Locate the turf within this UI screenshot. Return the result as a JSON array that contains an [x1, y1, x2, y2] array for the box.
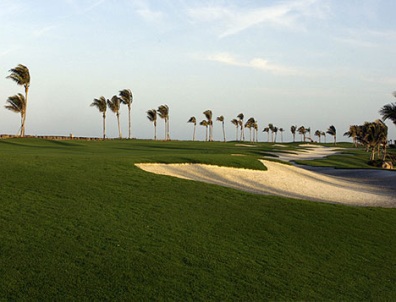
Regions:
[[0, 139, 395, 301]]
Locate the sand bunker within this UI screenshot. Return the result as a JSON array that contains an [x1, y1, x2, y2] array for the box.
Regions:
[[266, 144, 342, 162], [136, 146, 396, 208]]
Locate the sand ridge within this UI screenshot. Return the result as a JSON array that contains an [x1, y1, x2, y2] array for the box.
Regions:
[[135, 145, 396, 208]]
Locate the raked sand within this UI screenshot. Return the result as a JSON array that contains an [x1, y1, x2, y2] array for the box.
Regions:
[[136, 145, 396, 208]]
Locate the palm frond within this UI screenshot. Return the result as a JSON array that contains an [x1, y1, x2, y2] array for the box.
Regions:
[[7, 64, 30, 87], [5, 93, 26, 114], [90, 96, 107, 112], [379, 102, 396, 125], [146, 109, 157, 122], [157, 105, 169, 119], [107, 95, 121, 113], [188, 116, 196, 124], [119, 89, 133, 106]]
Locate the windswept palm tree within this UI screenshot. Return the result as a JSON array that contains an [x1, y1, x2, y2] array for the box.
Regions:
[[245, 117, 255, 142], [200, 120, 209, 141], [187, 116, 197, 141], [231, 119, 239, 141], [379, 93, 396, 126], [273, 126, 278, 143], [5, 93, 26, 136], [279, 128, 284, 143], [326, 125, 337, 145], [290, 125, 297, 142], [268, 123, 275, 142], [321, 131, 326, 143], [306, 127, 311, 141], [314, 130, 321, 143], [107, 95, 122, 138], [237, 113, 245, 141], [158, 105, 170, 140], [146, 109, 157, 140], [6, 64, 30, 137], [90, 96, 107, 139], [203, 110, 213, 141], [297, 126, 306, 142], [216, 115, 226, 142], [263, 127, 270, 142], [344, 125, 359, 147], [119, 89, 133, 139]]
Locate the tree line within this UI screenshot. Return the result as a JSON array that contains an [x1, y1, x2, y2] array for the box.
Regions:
[[3, 64, 396, 145]]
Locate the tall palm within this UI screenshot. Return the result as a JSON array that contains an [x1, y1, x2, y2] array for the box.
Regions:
[[107, 95, 122, 138], [321, 131, 326, 143], [263, 127, 270, 142], [314, 130, 321, 143], [216, 115, 226, 142], [244, 118, 253, 142], [5, 93, 26, 136], [344, 125, 359, 147], [237, 113, 245, 141], [279, 128, 284, 143], [200, 120, 209, 141], [146, 109, 157, 140], [203, 110, 213, 141], [231, 119, 239, 141], [6, 64, 30, 137], [290, 125, 297, 142], [273, 126, 278, 143], [379, 94, 396, 126], [90, 96, 107, 139], [306, 127, 311, 140], [253, 122, 259, 142], [187, 116, 197, 141], [326, 125, 337, 145], [119, 89, 133, 139], [268, 123, 275, 142], [157, 105, 170, 140]]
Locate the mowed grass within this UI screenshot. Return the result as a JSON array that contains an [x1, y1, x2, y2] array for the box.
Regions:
[[0, 139, 395, 301]]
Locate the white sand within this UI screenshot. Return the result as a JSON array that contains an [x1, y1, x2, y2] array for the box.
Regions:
[[136, 146, 396, 208], [266, 144, 342, 162]]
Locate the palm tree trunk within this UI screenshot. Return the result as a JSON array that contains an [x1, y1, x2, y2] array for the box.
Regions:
[[20, 86, 29, 137], [117, 113, 122, 138], [128, 104, 131, 139], [222, 122, 226, 142], [102, 113, 106, 139], [235, 126, 238, 141], [193, 125, 196, 141], [205, 126, 208, 141]]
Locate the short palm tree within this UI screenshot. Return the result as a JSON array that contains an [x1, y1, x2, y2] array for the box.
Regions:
[[314, 130, 321, 143], [90, 96, 107, 139], [158, 105, 170, 140], [231, 119, 239, 141], [237, 113, 245, 141], [344, 125, 359, 147], [326, 125, 337, 145], [216, 115, 226, 142], [279, 128, 284, 143], [297, 126, 306, 142], [146, 109, 157, 140], [107, 95, 122, 138], [290, 125, 297, 142], [187, 116, 197, 141], [203, 110, 213, 141], [200, 120, 209, 141], [119, 89, 133, 139], [6, 64, 30, 137], [5, 93, 26, 136], [263, 127, 270, 142]]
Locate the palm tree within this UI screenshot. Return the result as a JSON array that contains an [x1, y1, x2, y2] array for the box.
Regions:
[[268, 123, 275, 142], [90, 96, 107, 139], [263, 127, 270, 142], [314, 130, 321, 143], [5, 93, 26, 136], [306, 127, 311, 141], [146, 109, 157, 140], [326, 125, 337, 145], [119, 89, 133, 139], [279, 128, 284, 143], [344, 125, 359, 147], [200, 120, 209, 141], [273, 126, 278, 143], [6, 64, 30, 137], [379, 94, 396, 126], [187, 116, 197, 141], [158, 105, 170, 140], [237, 113, 245, 141], [290, 125, 297, 142], [245, 118, 255, 142], [297, 126, 306, 142], [203, 110, 213, 141], [231, 119, 239, 141], [107, 95, 122, 138], [253, 122, 259, 142], [321, 131, 326, 143], [216, 115, 226, 142]]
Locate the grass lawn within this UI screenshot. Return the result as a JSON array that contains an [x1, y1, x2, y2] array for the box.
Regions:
[[0, 139, 395, 300]]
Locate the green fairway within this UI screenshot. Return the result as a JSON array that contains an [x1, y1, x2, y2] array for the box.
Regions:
[[0, 138, 395, 301]]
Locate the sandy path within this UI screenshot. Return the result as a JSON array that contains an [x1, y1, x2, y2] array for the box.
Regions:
[[135, 146, 396, 208]]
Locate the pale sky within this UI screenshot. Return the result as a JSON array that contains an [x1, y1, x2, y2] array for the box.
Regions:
[[1, 0, 395, 141]]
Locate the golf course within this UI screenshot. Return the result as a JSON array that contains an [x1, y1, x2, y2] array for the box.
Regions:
[[0, 138, 395, 300]]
